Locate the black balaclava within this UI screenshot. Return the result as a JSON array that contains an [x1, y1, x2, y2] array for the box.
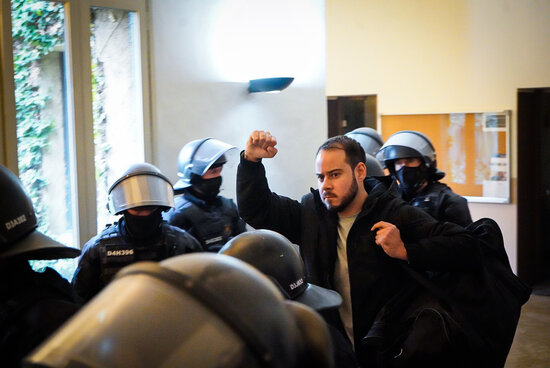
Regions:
[[189, 175, 222, 202], [123, 207, 163, 240], [395, 164, 429, 201]]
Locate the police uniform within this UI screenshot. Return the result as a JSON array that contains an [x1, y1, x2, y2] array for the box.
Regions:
[[377, 130, 473, 227], [169, 137, 248, 252], [71, 162, 202, 303], [0, 164, 82, 367], [408, 181, 472, 227], [165, 191, 247, 252], [0, 262, 80, 367], [72, 219, 201, 302]]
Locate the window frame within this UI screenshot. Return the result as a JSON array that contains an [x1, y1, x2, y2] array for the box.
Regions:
[[0, 0, 152, 247]]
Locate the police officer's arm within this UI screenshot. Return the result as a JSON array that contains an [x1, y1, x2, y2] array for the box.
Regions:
[[237, 130, 304, 244]]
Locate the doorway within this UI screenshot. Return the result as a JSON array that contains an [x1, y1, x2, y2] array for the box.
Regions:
[[517, 87, 550, 290], [327, 95, 377, 137]]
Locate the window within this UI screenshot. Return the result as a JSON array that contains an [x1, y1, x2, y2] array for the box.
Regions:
[[1, 0, 151, 279], [90, 6, 146, 231]]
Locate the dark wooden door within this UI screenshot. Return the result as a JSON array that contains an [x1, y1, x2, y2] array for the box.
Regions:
[[327, 95, 377, 138], [517, 87, 550, 285]]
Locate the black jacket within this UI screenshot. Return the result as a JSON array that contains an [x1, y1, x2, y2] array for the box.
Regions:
[[164, 191, 247, 252], [407, 181, 473, 227], [236, 156, 480, 364], [72, 220, 201, 302], [0, 261, 81, 367]]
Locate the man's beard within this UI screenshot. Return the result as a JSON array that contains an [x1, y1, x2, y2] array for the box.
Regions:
[[324, 174, 359, 213]]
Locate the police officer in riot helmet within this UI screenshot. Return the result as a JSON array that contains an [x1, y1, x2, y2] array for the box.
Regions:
[[377, 130, 473, 227], [71, 162, 201, 303], [164, 137, 247, 252], [220, 229, 359, 368], [220, 229, 343, 311], [345, 128, 385, 177], [26, 253, 335, 368], [0, 164, 81, 367]]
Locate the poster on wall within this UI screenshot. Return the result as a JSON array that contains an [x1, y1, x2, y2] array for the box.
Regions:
[[380, 111, 511, 203]]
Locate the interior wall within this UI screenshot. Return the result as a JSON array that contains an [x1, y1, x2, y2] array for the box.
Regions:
[[326, 0, 550, 272], [150, 0, 326, 202]]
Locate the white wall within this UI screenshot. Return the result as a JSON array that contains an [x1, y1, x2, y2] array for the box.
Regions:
[[326, 0, 550, 271], [150, 0, 326, 201]]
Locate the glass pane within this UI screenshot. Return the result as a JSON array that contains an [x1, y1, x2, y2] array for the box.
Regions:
[[11, 0, 77, 279], [91, 7, 144, 231]]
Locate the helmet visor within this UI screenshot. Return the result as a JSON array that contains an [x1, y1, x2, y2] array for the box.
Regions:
[[108, 174, 174, 215], [188, 140, 237, 177], [175, 140, 237, 190], [24, 273, 261, 368], [376, 131, 435, 164]]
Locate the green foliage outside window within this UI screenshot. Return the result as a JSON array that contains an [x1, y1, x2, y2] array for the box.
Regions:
[[11, 1, 112, 281], [11, 0, 76, 279], [11, 0, 63, 232]]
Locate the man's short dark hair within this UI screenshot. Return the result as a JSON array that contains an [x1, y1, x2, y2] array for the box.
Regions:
[[317, 135, 366, 170]]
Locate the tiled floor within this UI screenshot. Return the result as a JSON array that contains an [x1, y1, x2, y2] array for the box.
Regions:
[[505, 293, 550, 367]]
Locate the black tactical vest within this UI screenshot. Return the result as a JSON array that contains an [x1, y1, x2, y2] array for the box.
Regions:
[[96, 223, 178, 285], [169, 195, 242, 252]]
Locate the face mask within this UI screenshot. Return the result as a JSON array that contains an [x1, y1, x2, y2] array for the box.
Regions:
[[395, 166, 427, 200], [190, 175, 222, 201], [124, 208, 162, 240]]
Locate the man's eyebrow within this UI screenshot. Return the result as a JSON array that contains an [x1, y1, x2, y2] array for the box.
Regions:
[[316, 168, 343, 176]]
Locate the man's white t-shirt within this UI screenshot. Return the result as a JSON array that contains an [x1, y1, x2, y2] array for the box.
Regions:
[[334, 213, 358, 347]]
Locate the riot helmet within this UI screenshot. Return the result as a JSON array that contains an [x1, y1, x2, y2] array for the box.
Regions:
[[0, 165, 80, 260], [108, 162, 174, 215], [345, 127, 384, 157], [219, 229, 342, 311], [174, 137, 237, 191], [365, 153, 385, 177], [24, 253, 334, 368], [376, 130, 444, 179]]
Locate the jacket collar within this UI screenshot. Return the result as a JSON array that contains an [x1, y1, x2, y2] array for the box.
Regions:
[[182, 189, 220, 208]]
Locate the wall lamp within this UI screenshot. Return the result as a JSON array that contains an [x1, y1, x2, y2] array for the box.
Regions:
[[248, 77, 294, 93]]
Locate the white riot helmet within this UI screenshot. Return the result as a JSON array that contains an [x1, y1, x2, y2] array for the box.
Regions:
[[345, 127, 384, 157], [174, 138, 237, 191], [108, 163, 174, 215]]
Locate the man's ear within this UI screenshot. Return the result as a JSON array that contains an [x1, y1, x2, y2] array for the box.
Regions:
[[355, 162, 367, 181]]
